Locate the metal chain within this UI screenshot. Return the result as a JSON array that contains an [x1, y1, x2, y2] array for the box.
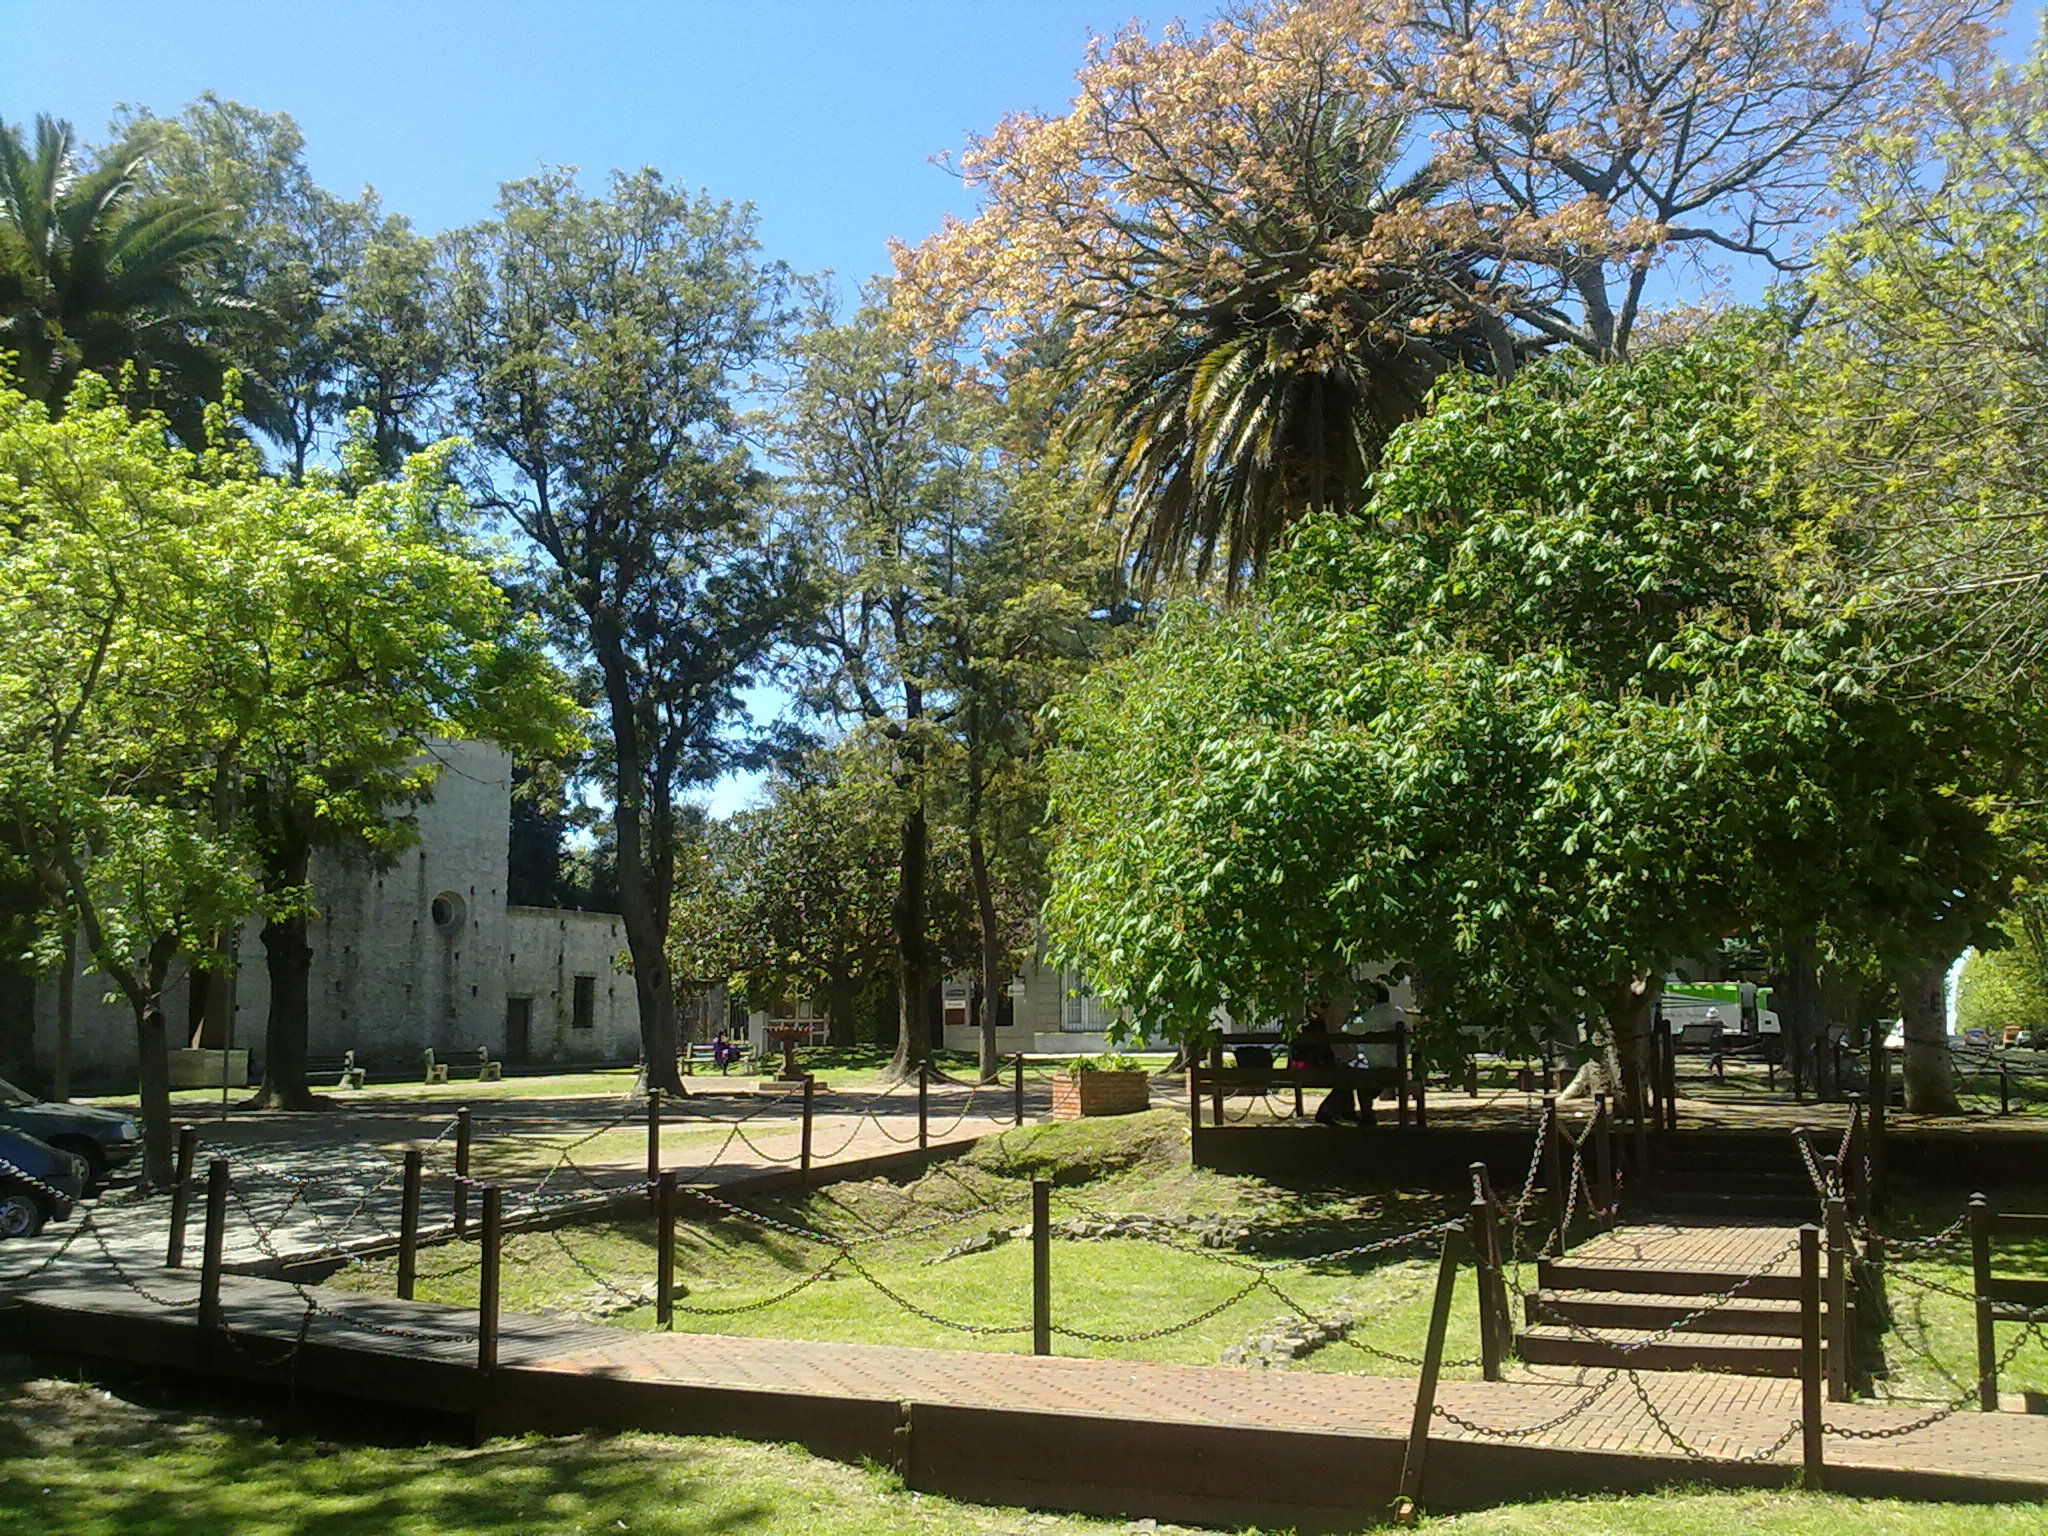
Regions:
[[1434, 1372, 1621, 1439]]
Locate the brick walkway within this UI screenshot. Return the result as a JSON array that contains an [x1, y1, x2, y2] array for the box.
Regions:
[[0, 1080, 1035, 1284], [15, 1269, 2048, 1512]]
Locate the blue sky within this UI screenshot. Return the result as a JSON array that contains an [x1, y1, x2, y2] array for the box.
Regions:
[[4, 1, 1203, 289], [7, 0, 2043, 817]]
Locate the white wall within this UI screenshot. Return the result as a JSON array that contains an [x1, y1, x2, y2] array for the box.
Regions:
[[505, 906, 637, 1062], [31, 738, 636, 1084]]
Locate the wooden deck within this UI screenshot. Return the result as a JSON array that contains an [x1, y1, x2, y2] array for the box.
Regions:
[[9, 1266, 2048, 1531]]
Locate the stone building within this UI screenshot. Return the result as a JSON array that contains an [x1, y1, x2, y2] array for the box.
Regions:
[[33, 739, 638, 1087]]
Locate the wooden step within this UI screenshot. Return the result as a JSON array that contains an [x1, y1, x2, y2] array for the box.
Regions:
[[1538, 1257, 1802, 1301], [1628, 1191, 1818, 1220], [1514, 1324, 1801, 1376], [1523, 1289, 1806, 1337]]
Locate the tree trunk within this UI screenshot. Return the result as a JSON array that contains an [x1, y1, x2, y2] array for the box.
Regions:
[[888, 796, 931, 1080], [133, 934, 179, 1189], [825, 964, 857, 1048], [1897, 960, 1958, 1115], [599, 636, 686, 1099], [1775, 938, 1829, 1099], [251, 831, 320, 1111], [1600, 978, 1656, 1119], [968, 824, 1003, 1083], [52, 921, 74, 1103]]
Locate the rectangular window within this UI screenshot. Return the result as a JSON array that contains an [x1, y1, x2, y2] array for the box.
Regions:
[[572, 975, 596, 1030]]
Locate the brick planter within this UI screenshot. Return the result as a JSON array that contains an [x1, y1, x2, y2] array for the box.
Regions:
[[1051, 1069, 1151, 1120]]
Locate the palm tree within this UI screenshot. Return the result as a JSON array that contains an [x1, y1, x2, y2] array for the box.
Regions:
[[1063, 111, 1516, 590], [0, 114, 258, 442]]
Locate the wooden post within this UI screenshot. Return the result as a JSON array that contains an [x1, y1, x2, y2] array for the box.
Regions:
[[1031, 1177, 1052, 1357], [1825, 1190, 1850, 1402], [1541, 1043, 1556, 1095], [1465, 1057, 1480, 1098], [453, 1106, 473, 1238], [1592, 1093, 1615, 1228], [197, 1159, 230, 1338], [397, 1147, 424, 1301], [165, 1124, 198, 1269], [646, 1088, 662, 1190], [800, 1076, 815, 1185], [1013, 1054, 1025, 1126], [1845, 1099, 1867, 1225], [1208, 1035, 1224, 1127], [1631, 1039, 1651, 1175], [2000, 1059, 2011, 1117], [1470, 1162, 1506, 1381], [1469, 1191, 1502, 1382], [1395, 1222, 1466, 1518], [1972, 1193, 1996, 1410], [917, 1061, 930, 1150], [1661, 1025, 1679, 1133], [1867, 1043, 1888, 1214], [656, 1170, 677, 1331], [1542, 1097, 1567, 1257], [1396, 1020, 1411, 1128], [478, 1185, 502, 1373], [1800, 1224, 1825, 1490], [1186, 1066, 1203, 1139], [1414, 1055, 1428, 1131]]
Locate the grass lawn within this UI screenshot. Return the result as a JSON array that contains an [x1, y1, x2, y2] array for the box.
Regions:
[[329, 1110, 1486, 1372], [0, 1358, 2040, 1535], [1869, 1179, 2048, 1401]]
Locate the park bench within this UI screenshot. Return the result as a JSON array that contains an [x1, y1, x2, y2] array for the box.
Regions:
[[1969, 1194, 2048, 1408], [1192, 1025, 1416, 1129], [303, 1052, 367, 1089], [680, 1040, 752, 1076]]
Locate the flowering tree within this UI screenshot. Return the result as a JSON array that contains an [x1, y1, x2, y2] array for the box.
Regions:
[[900, 0, 1996, 578]]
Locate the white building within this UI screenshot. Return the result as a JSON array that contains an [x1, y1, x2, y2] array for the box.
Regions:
[[34, 739, 638, 1086]]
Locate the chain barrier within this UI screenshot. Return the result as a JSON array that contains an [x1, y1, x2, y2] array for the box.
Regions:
[[1433, 1372, 1620, 1440]]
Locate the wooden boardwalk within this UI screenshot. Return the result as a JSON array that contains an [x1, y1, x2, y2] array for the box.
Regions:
[[9, 1265, 2048, 1532]]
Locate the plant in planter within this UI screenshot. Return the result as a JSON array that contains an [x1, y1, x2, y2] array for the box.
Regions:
[[1051, 1053, 1151, 1119]]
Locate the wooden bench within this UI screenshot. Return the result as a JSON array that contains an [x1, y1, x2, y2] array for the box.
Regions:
[[1192, 1025, 1417, 1129], [1970, 1196, 2048, 1408]]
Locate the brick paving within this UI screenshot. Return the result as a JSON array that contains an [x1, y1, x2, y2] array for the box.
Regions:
[[16, 1270, 2048, 1499], [0, 1079, 1037, 1284]]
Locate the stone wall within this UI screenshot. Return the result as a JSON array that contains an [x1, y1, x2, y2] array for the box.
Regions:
[[29, 738, 634, 1085], [505, 906, 637, 1063]]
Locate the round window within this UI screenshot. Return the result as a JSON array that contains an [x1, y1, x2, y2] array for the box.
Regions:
[[430, 892, 467, 933]]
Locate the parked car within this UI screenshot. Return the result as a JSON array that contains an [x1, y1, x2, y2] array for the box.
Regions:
[[0, 1127, 87, 1238], [0, 1077, 140, 1184]]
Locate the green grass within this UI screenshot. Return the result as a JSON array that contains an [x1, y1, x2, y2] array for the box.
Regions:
[[1870, 1180, 2048, 1401], [0, 1361, 2041, 1534], [330, 1110, 1486, 1374]]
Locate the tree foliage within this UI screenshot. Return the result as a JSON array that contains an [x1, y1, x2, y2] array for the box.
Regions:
[[1045, 332, 2032, 1105], [1792, 34, 2048, 691], [0, 114, 249, 445], [440, 166, 802, 1094], [901, 0, 1994, 581]]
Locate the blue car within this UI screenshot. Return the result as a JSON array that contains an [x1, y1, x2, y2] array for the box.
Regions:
[[0, 1127, 87, 1238], [0, 1077, 141, 1185]]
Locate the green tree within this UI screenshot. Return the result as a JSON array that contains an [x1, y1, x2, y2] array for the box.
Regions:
[[672, 768, 899, 1045], [0, 114, 249, 445], [0, 380, 261, 1181], [440, 166, 801, 1096], [1046, 334, 2033, 1114], [208, 427, 579, 1111], [117, 96, 445, 478], [1795, 35, 2048, 686]]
